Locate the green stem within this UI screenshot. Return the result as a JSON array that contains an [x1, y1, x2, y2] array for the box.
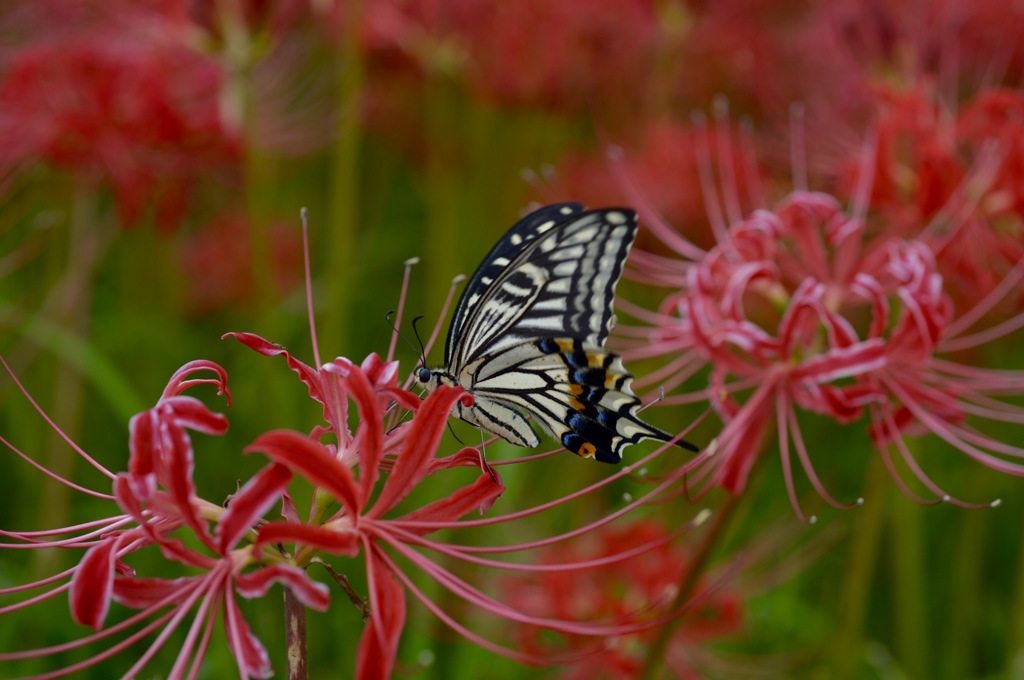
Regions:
[[323, 0, 364, 355], [888, 457, 928, 680], [33, 181, 102, 577], [831, 451, 887, 678], [1010, 515, 1024, 675], [945, 470, 989, 678], [638, 491, 742, 680]]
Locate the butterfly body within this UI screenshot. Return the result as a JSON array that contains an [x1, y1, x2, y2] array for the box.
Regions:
[[418, 203, 696, 463]]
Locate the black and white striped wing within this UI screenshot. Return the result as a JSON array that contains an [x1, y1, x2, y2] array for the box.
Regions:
[[461, 337, 697, 463], [444, 204, 638, 372]]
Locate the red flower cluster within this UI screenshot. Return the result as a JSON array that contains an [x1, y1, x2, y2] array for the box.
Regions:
[[0, 2, 239, 230], [0, 308, 715, 678]]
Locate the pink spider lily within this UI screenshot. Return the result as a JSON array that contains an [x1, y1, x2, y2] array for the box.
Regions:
[[613, 108, 1024, 520]]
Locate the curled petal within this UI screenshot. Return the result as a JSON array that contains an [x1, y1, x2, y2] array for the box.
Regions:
[[225, 588, 273, 680], [256, 521, 360, 557], [127, 410, 158, 501], [369, 385, 465, 518], [342, 366, 385, 500], [236, 564, 330, 611], [246, 431, 361, 516], [357, 548, 406, 680], [70, 533, 124, 629], [360, 353, 400, 389], [158, 396, 230, 436], [398, 473, 506, 533], [160, 360, 230, 403], [217, 463, 293, 553], [224, 331, 325, 405], [429, 446, 490, 472], [790, 340, 887, 383], [113, 575, 196, 608]]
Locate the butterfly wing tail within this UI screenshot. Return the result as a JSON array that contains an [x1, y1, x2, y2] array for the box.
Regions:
[[530, 338, 698, 462]]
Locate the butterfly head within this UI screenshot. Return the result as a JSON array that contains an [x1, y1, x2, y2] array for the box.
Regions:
[[416, 366, 456, 394], [416, 366, 435, 389]]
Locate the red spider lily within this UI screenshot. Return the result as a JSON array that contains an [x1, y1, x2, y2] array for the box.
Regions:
[[614, 112, 1024, 520], [0, 276, 713, 679], [771, 2, 1024, 313], [501, 519, 743, 680], [0, 358, 328, 679], [226, 327, 713, 679], [0, 1, 239, 230], [1, 214, 713, 678], [821, 84, 1024, 313]]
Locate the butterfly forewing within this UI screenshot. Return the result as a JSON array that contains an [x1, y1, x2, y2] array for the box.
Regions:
[[445, 205, 638, 368]]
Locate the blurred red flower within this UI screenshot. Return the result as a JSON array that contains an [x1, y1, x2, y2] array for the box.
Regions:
[[615, 114, 1024, 519], [501, 519, 743, 680], [0, 2, 240, 230], [178, 213, 303, 315]]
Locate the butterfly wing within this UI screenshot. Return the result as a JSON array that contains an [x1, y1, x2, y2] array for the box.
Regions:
[[445, 204, 638, 371], [426, 202, 696, 461], [463, 337, 696, 463]]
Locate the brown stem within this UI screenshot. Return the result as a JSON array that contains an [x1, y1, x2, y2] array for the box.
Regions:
[[314, 557, 371, 621], [638, 491, 742, 680], [284, 586, 309, 680]]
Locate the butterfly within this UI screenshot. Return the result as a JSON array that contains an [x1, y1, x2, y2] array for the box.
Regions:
[[416, 203, 697, 463]]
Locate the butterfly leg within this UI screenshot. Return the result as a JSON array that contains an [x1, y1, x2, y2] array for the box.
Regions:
[[477, 426, 500, 484]]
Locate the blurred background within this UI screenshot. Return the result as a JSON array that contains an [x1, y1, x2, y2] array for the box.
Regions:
[[2, 1, 1024, 678]]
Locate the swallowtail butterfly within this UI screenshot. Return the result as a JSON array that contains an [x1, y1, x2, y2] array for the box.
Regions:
[[417, 203, 696, 463]]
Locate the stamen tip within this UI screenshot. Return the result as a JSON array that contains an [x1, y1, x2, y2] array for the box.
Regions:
[[808, 515, 818, 525], [520, 167, 539, 183], [694, 508, 712, 526], [452, 274, 467, 284], [855, 497, 865, 506], [941, 495, 952, 503], [690, 109, 707, 126], [404, 257, 420, 267], [607, 145, 624, 161], [990, 498, 1002, 508], [712, 93, 729, 115], [621, 492, 633, 504]]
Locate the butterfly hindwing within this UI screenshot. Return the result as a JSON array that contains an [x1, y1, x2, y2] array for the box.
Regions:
[[462, 337, 694, 463]]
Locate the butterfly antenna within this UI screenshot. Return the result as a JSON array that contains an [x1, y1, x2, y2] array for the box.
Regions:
[[384, 311, 424, 364], [447, 421, 465, 445], [410, 315, 430, 370]]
